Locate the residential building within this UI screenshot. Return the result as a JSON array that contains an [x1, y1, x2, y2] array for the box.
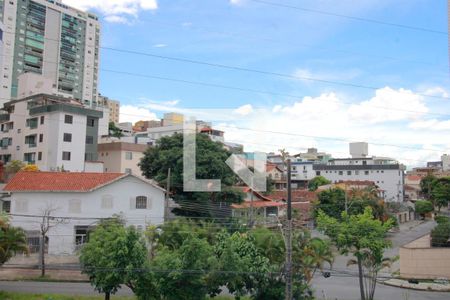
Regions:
[[133, 120, 162, 132], [293, 147, 332, 163], [290, 161, 316, 189], [116, 122, 133, 136], [313, 156, 405, 202], [99, 95, 120, 124], [266, 163, 287, 190], [0, 0, 100, 107], [0, 93, 102, 171], [5, 171, 165, 255], [161, 112, 183, 126], [98, 142, 149, 177], [426, 154, 450, 171], [199, 127, 224, 143]]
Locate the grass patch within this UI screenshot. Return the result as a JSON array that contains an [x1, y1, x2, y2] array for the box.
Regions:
[[0, 291, 135, 300]]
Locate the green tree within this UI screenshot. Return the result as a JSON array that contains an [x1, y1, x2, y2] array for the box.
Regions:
[[0, 214, 28, 265], [139, 133, 243, 219], [79, 218, 147, 300], [420, 174, 437, 199], [431, 222, 450, 247], [152, 235, 218, 300], [314, 188, 346, 219], [317, 207, 393, 300], [415, 200, 434, 218], [5, 160, 25, 175], [108, 121, 123, 138], [431, 177, 450, 212], [308, 176, 331, 191]]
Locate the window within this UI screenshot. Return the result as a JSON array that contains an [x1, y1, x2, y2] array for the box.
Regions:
[[74, 226, 89, 250], [87, 117, 95, 127], [347, 171, 351, 175], [15, 199, 28, 213], [2, 201, 11, 213], [85, 135, 93, 144], [101, 195, 113, 209], [40, 116, 44, 124], [62, 151, 71, 161], [38, 152, 42, 161], [362, 161, 367, 165], [125, 152, 132, 160], [125, 168, 132, 174], [39, 134, 43, 143], [63, 133, 72, 142], [355, 170, 359, 175], [316, 171, 321, 176], [69, 199, 81, 213], [26, 117, 38, 129], [365, 171, 369, 175], [135, 196, 147, 209], [23, 152, 35, 163], [64, 115, 73, 124], [338, 171, 343, 175]]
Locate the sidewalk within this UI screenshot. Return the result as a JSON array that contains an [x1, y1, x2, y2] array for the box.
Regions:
[[0, 267, 88, 281], [382, 278, 450, 292]]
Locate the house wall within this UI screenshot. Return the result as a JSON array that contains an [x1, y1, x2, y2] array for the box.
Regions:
[[400, 234, 450, 279], [10, 176, 165, 255]]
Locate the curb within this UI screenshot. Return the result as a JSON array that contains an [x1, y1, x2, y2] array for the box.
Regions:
[[381, 280, 450, 292]]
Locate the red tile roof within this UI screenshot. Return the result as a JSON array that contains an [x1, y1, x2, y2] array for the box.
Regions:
[[231, 200, 285, 209], [4, 172, 127, 192], [406, 175, 422, 181], [269, 190, 317, 202]]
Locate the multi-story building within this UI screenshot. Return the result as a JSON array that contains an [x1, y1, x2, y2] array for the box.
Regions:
[[99, 94, 120, 124], [98, 142, 149, 177], [161, 112, 183, 126], [0, 0, 100, 107], [313, 156, 405, 202], [133, 120, 162, 132], [0, 93, 102, 171]]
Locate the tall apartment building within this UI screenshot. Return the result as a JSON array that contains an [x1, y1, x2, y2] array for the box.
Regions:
[[0, 0, 100, 107], [0, 93, 102, 171], [99, 94, 120, 124]]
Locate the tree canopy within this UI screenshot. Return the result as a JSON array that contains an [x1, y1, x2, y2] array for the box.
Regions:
[[308, 176, 331, 191], [317, 207, 393, 300], [415, 200, 433, 216], [0, 214, 28, 266], [139, 133, 244, 218]]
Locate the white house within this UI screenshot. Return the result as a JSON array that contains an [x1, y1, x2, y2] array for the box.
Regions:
[[4, 171, 165, 255]]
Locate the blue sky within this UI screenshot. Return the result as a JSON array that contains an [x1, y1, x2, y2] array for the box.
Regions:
[[62, 0, 450, 166]]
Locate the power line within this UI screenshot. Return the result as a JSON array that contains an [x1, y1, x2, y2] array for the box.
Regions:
[[249, 0, 448, 35]]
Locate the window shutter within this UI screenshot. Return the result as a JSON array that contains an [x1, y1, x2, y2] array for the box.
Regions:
[[130, 197, 136, 210], [146, 197, 152, 210]]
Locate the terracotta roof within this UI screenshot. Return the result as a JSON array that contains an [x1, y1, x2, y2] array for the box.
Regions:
[[266, 163, 282, 172], [4, 172, 127, 192], [269, 190, 316, 202], [235, 186, 274, 202], [406, 175, 422, 181], [231, 200, 285, 209]]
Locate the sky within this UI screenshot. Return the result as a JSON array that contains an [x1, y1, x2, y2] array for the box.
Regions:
[[61, 0, 450, 167]]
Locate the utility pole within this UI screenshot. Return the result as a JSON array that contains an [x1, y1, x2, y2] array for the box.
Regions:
[[285, 158, 293, 300], [164, 168, 171, 222], [250, 177, 254, 227]]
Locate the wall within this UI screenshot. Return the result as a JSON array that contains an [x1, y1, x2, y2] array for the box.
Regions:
[[400, 234, 450, 279], [10, 176, 165, 255]]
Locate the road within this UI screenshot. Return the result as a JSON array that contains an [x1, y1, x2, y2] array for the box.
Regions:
[[312, 220, 450, 300]]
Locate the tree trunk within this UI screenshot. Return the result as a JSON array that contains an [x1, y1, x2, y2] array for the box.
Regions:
[[40, 234, 45, 277], [357, 256, 365, 300], [105, 292, 110, 300]]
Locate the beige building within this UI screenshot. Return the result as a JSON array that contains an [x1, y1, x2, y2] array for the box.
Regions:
[[162, 112, 183, 126], [400, 234, 450, 279], [99, 95, 120, 124], [98, 142, 149, 177]]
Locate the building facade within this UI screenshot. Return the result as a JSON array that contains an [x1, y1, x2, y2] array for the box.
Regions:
[[99, 94, 119, 124], [0, 93, 102, 171], [313, 157, 405, 202], [5, 172, 165, 255], [0, 0, 100, 107], [98, 142, 149, 177]]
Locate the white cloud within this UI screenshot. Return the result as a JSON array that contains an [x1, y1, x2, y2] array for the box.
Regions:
[[409, 119, 450, 131], [348, 87, 428, 124], [423, 86, 449, 98], [230, 0, 245, 6], [120, 105, 158, 124], [62, 0, 157, 23], [153, 44, 168, 48], [234, 104, 253, 116]]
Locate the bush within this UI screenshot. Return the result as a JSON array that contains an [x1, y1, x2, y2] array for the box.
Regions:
[[431, 222, 450, 247], [434, 215, 450, 225], [415, 200, 433, 215]]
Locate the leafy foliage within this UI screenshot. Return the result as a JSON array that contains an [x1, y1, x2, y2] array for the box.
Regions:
[[21, 164, 39, 172], [317, 207, 393, 300], [5, 160, 25, 174], [431, 177, 450, 212], [431, 222, 450, 247], [79, 218, 147, 300], [0, 214, 28, 265], [108, 122, 123, 138], [308, 176, 331, 191], [139, 133, 243, 218], [414, 200, 433, 216]]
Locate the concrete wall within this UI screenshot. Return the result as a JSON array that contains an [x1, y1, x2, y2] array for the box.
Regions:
[[10, 176, 165, 255], [400, 234, 450, 279]]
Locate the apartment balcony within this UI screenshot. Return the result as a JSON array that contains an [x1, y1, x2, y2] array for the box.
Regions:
[[27, 143, 37, 148], [0, 114, 10, 122]]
